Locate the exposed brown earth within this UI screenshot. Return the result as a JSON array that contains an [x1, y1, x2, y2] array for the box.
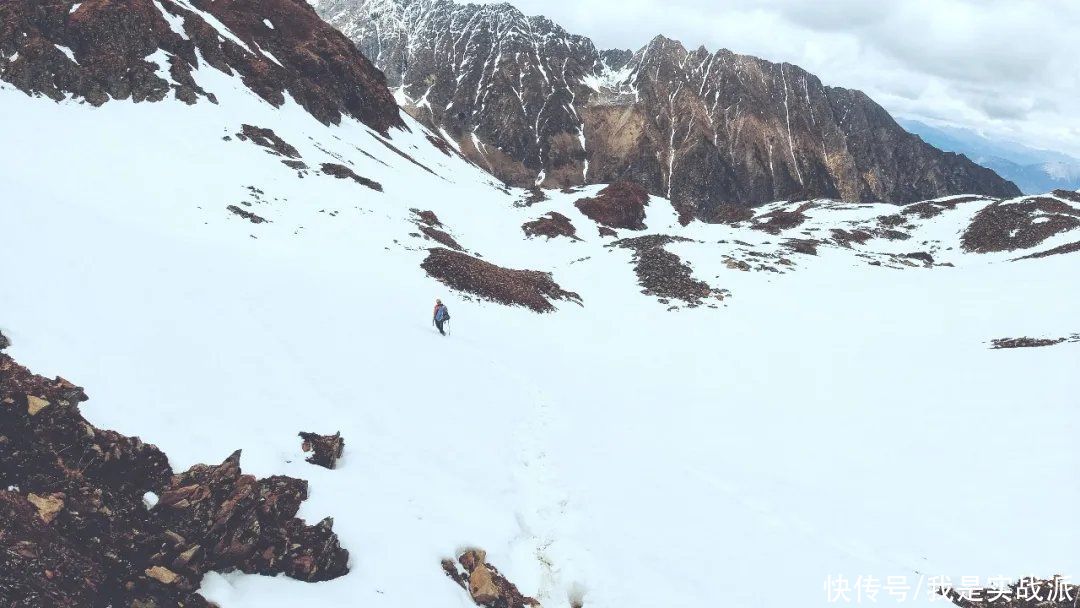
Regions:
[[411, 209, 463, 250], [238, 125, 301, 158], [613, 235, 728, 306], [902, 196, 985, 219], [411, 209, 443, 227], [0, 336, 348, 606], [441, 549, 540, 608], [299, 432, 344, 469], [962, 196, 1080, 253], [1051, 189, 1080, 204], [574, 182, 649, 230], [421, 248, 581, 312], [0, 0, 402, 132], [751, 203, 813, 234], [320, 162, 383, 191], [420, 226, 464, 251], [522, 212, 579, 240], [831, 228, 873, 247]]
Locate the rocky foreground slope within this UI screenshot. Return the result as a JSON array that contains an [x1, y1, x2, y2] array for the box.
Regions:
[[315, 0, 1019, 219], [0, 334, 347, 607]]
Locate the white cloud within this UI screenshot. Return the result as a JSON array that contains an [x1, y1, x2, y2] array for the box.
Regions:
[[469, 0, 1080, 158]]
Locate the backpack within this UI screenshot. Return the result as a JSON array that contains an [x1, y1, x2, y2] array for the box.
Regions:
[[441, 306, 450, 321]]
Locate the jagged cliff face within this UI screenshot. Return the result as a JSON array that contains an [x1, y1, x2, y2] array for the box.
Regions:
[[315, 0, 1020, 218]]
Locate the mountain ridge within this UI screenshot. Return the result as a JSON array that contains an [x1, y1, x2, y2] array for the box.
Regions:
[[315, 0, 1020, 219]]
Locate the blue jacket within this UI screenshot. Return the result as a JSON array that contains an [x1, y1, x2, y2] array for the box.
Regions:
[[434, 304, 448, 322]]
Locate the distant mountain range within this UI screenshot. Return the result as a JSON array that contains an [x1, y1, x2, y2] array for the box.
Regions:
[[900, 119, 1080, 195], [314, 0, 1019, 219]]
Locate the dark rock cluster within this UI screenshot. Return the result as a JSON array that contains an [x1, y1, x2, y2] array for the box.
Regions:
[[421, 247, 582, 313], [441, 549, 540, 608], [613, 235, 727, 307], [962, 196, 1080, 253], [320, 163, 384, 192], [411, 209, 464, 250], [226, 204, 268, 224], [751, 203, 813, 234], [299, 432, 344, 469], [0, 0, 402, 132], [522, 212, 579, 240], [0, 340, 348, 606], [990, 335, 1079, 349], [574, 182, 649, 230]]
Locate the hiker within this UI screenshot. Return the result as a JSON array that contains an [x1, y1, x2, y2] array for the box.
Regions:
[[432, 299, 450, 336]]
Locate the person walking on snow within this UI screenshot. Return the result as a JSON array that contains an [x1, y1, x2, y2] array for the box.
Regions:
[[433, 299, 450, 336]]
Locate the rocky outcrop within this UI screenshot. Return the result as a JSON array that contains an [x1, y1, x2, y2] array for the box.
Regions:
[[441, 549, 540, 608], [321, 162, 384, 191], [990, 335, 1079, 349], [411, 209, 464, 250], [0, 0, 402, 132], [421, 247, 581, 312], [522, 212, 579, 240], [299, 431, 344, 469], [574, 182, 649, 230], [318, 0, 1020, 217], [613, 235, 728, 307], [0, 337, 349, 606], [227, 204, 268, 223]]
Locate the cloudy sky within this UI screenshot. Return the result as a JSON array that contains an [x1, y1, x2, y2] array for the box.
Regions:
[[473, 0, 1080, 158]]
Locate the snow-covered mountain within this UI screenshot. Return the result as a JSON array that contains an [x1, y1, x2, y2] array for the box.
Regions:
[[901, 119, 1080, 195], [313, 0, 1020, 220], [2, 1, 1079, 607]]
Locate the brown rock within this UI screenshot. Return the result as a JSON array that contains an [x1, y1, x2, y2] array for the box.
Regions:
[[299, 432, 345, 469], [469, 564, 501, 605], [575, 182, 649, 230], [27, 492, 64, 523], [145, 566, 180, 585], [523, 212, 579, 240], [443, 549, 541, 608], [26, 394, 49, 415]]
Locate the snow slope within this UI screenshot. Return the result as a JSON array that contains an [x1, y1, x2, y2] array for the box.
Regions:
[[1, 61, 1078, 608]]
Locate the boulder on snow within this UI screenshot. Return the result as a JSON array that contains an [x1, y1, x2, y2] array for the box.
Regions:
[[442, 549, 541, 608], [0, 330, 9, 350], [299, 431, 345, 469]]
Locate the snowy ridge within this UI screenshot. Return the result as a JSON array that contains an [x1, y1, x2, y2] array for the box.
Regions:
[[2, 19, 1080, 608]]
